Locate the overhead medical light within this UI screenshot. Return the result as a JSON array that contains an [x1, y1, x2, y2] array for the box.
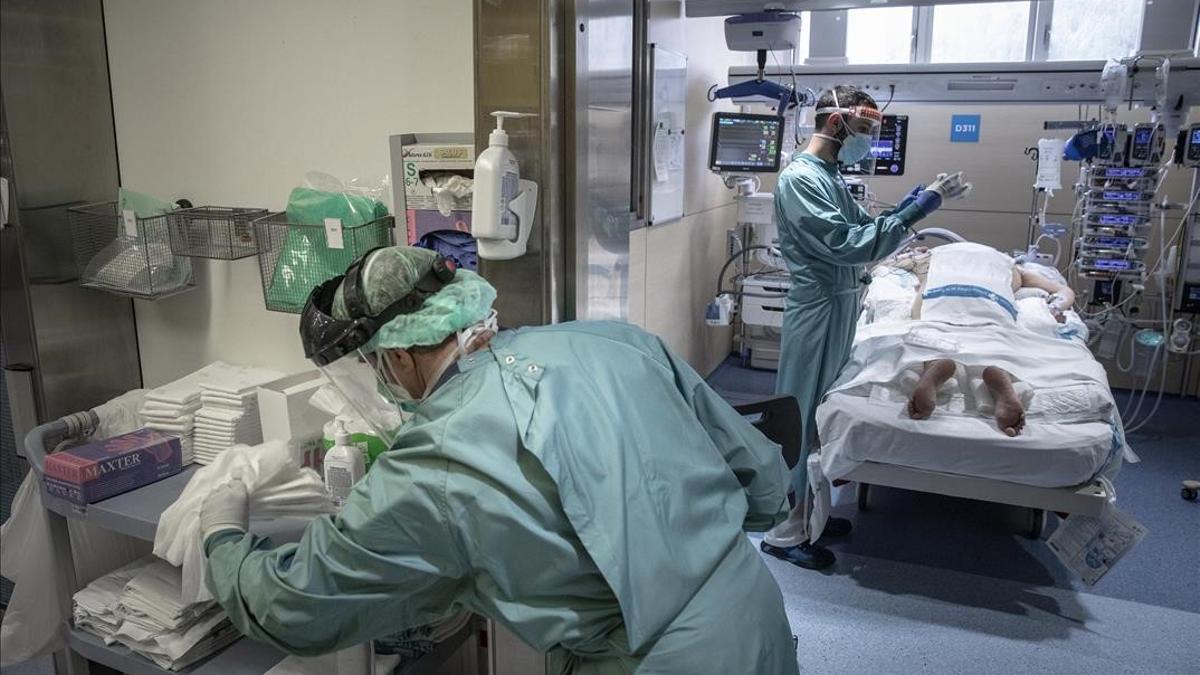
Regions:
[[709, 10, 806, 110]]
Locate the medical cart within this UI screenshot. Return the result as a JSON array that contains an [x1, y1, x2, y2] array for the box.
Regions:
[[23, 410, 482, 675]]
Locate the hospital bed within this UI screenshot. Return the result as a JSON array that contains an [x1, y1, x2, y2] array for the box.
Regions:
[[815, 259, 1125, 539]]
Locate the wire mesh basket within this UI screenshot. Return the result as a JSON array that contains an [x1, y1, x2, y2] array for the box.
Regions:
[[167, 206, 268, 260], [253, 211, 394, 313], [67, 201, 195, 300]]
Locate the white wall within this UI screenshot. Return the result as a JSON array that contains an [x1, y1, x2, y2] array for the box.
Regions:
[[630, 3, 755, 375], [104, 0, 474, 386]]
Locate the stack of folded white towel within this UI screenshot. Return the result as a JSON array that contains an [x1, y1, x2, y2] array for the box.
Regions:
[[138, 362, 283, 466], [192, 366, 282, 465], [73, 557, 240, 670], [140, 388, 203, 466]]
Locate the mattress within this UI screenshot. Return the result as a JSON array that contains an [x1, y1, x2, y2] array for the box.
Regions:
[[816, 308, 1126, 488], [819, 391, 1118, 488]]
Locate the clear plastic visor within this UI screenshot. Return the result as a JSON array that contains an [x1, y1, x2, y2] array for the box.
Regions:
[[318, 349, 409, 449], [816, 105, 883, 174]]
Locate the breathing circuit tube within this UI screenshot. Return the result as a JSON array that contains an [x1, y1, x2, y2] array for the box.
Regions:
[[887, 227, 966, 258]]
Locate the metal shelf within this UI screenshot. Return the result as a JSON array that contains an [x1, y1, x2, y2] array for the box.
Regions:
[[37, 431, 476, 674], [39, 466, 198, 541], [66, 626, 284, 675]]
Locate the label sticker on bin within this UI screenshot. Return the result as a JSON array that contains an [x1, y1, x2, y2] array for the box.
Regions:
[[122, 209, 138, 237], [324, 218, 344, 249]]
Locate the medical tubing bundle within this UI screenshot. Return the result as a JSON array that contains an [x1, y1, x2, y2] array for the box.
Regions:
[[1122, 215, 1173, 434], [1074, 174, 1198, 427], [1110, 184, 1198, 432], [886, 227, 965, 259], [715, 245, 789, 299]]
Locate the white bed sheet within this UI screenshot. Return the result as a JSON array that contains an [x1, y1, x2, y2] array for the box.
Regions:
[[820, 391, 1115, 487], [817, 315, 1125, 488]]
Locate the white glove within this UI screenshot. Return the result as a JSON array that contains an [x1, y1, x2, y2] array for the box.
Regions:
[[200, 478, 249, 545], [927, 171, 972, 200]]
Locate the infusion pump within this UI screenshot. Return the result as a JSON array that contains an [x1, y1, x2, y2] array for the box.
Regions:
[[1181, 122, 1200, 167]]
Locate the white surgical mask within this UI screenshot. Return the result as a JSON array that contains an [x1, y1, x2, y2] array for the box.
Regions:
[[838, 132, 873, 164]]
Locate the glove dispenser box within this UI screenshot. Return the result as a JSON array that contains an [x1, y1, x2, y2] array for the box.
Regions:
[[389, 132, 476, 261]]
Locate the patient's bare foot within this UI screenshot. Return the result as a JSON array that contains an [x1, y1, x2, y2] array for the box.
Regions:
[[983, 366, 1025, 437], [908, 359, 956, 420], [907, 383, 937, 419]]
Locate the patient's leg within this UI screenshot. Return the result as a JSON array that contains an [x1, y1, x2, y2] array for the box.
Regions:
[[982, 366, 1025, 437], [908, 359, 956, 419]]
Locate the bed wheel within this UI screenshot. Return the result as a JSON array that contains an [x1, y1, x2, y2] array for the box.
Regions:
[[856, 483, 870, 511], [1025, 508, 1046, 540], [1183, 481, 1200, 502]]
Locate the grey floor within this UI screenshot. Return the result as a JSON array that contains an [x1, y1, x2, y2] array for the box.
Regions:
[[756, 531, 1200, 674], [712, 356, 1200, 674]]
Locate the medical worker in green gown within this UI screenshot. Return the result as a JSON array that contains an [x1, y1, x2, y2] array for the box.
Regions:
[[199, 246, 799, 674], [764, 85, 971, 570]]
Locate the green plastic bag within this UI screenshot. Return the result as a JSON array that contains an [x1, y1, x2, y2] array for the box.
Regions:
[[265, 184, 390, 312], [118, 188, 175, 218], [284, 186, 388, 227]]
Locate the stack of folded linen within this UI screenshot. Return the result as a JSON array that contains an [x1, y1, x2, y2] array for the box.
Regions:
[[138, 362, 260, 466], [113, 560, 240, 670], [192, 366, 282, 465], [140, 390, 202, 466], [72, 557, 152, 642], [73, 558, 240, 671]]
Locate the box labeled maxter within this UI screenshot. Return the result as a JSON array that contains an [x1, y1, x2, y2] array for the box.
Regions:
[[43, 428, 182, 505]]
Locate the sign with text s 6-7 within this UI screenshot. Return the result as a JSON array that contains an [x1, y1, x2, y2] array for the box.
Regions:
[[950, 114, 981, 143]]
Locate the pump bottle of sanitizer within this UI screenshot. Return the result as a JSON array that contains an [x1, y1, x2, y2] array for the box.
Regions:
[[323, 420, 364, 509], [473, 111, 523, 242]]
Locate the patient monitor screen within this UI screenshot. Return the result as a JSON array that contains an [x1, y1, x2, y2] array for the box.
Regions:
[[709, 113, 783, 173]]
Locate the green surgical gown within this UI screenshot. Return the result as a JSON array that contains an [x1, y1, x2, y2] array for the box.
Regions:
[[773, 153, 916, 498], [207, 321, 797, 674]]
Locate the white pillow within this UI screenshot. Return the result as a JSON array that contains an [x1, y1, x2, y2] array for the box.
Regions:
[[863, 267, 918, 324]]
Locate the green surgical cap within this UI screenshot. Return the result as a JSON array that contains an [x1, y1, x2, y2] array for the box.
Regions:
[[332, 246, 497, 350]]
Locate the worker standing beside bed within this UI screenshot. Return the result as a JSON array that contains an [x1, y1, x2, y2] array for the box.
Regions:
[[768, 84, 972, 570]]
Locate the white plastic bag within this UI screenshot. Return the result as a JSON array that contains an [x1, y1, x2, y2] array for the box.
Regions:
[[154, 440, 334, 603], [1, 474, 63, 665], [1, 389, 151, 666]]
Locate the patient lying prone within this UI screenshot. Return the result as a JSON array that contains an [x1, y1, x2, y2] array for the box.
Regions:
[[906, 360, 1026, 436], [886, 242, 1075, 437]]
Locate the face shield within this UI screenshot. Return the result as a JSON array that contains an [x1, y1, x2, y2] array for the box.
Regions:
[[300, 249, 458, 448], [815, 100, 883, 174]]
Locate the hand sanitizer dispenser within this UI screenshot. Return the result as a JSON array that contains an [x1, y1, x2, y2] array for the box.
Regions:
[[473, 111, 539, 260]]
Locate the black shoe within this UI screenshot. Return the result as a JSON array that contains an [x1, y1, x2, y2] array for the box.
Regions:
[[760, 541, 836, 570], [820, 517, 853, 539]]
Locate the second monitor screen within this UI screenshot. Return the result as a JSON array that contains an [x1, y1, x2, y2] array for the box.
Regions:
[[710, 113, 783, 173]]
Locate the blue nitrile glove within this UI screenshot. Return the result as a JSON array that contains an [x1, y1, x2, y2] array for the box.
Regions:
[[895, 184, 925, 212], [911, 189, 944, 218]]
